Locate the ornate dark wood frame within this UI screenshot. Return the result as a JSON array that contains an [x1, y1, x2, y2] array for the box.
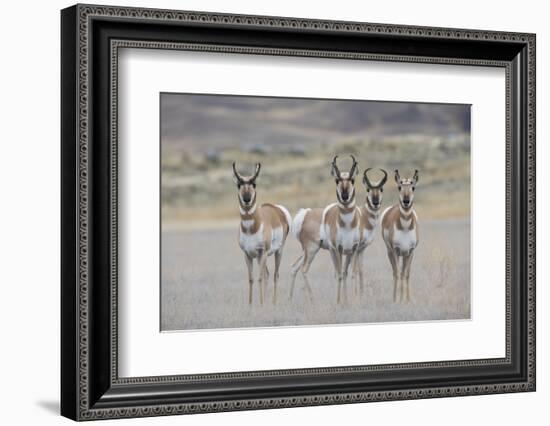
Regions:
[[61, 3, 536, 421]]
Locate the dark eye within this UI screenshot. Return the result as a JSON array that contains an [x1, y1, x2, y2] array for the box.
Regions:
[[412, 187, 415, 191], [367, 188, 370, 192], [252, 183, 256, 188], [237, 183, 241, 188], [398, 186, 402, 191]]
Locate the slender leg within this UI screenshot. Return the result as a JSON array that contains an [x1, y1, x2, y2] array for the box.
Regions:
[[342, 252, 354, 304], [337, 247, 344, 304], [291, 254, 304, 268], [273, 250, 282, 305], [245, 253, 254, 305], [358, 251, 365, 296], [289, 253, 305, 300], [329, 249, 342, 304], [262, 264, 270, 300], [354, 249, 365, 297], [352, 252, 359, 296], [402, 251, 414, 303], [257, 251, 267, 305], [387, 247, 399, 303], [398, 257, 404, 303], [301, 245, 320, 301]]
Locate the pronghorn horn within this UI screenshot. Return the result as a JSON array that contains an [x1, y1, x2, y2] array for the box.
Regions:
[[364, 168, 388, 189], [349, 155, 358, 178], [413, 169, 419, 184], [232, 162, 244, 183], [331, 155, 341, 179], [251, 163, 261, 181], [363, 168, 374, 188], [378, 168, 388, 187]]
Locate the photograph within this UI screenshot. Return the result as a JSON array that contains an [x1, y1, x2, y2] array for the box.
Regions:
[[160, 93, 472, 331]]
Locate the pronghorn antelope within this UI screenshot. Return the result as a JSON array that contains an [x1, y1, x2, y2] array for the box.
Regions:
[[233, 162, 292, 305], [381, 169, 419, 303], [353, 168, 388, 295], [289, 207, 325, 301], [290, 156, 360, 303], [323, 155, 362, 303]]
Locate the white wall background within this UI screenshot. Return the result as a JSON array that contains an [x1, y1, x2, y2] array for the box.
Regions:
[[0, 0, 546, 424]]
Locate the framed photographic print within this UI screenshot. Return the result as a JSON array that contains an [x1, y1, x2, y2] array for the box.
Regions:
[[61, 4, 536, 421]]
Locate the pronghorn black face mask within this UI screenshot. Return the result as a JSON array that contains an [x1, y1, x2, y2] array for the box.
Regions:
[[363, 168, 388, 210], [331, 155, 358, 206], [233, 162, 261, 208], [394, 169, 419, 209]]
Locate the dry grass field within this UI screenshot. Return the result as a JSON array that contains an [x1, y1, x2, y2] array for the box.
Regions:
[[161, 217, 470, 331]]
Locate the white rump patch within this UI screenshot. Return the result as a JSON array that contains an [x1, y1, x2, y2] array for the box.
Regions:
[[291, 208, 310, 240], [275, 204, 292, 231]]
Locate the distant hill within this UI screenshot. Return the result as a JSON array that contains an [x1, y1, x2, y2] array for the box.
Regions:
[[160, 93, 470, 153]]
